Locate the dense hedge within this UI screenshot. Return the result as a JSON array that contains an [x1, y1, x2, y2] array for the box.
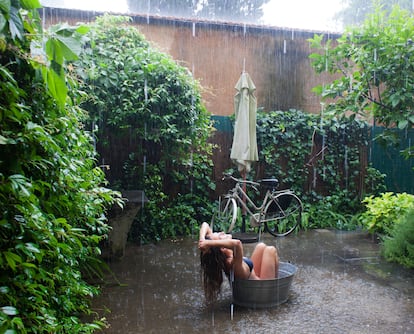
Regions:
[[0, 1, 119, 332], [75, 15, 215, 242]]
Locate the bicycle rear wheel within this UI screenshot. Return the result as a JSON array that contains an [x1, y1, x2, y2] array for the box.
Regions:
[[210, 197, 237, 233], [264, 192, 302, 237]]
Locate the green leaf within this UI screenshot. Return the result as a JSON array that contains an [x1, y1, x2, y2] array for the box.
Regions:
[[75, 25, 90, 35], [49, 36, 80, 63], [41, 63, 67, 108], [0, 0, 10, 14], [4, 251, 22, 271], [20, 0, 41, 10], [0, 134, 15, 144], [0, 13, 6, 32], [1, 306, 17, 316], [25, 242, 41, 254], [8, 5, 23, 40], [398, 120, 408, 129]]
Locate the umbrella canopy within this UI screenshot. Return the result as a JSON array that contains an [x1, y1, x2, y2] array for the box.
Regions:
[[230, 72, 258, 175]]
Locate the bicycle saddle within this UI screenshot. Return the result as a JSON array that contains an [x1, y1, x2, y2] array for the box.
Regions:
[[259, 178, 279, 189]]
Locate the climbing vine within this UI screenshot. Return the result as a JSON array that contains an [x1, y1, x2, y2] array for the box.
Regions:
[[256, 109, 385, 229]]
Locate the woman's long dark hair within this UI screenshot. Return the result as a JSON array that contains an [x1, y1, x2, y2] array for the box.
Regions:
[[200, 246, 228, 305]]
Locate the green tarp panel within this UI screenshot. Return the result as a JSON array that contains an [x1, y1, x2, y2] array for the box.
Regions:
[[211, 115, 233, 133], [370, 127, 414, 194]]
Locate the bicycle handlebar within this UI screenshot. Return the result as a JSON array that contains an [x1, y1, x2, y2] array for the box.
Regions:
[[222, 173, 260, 187]]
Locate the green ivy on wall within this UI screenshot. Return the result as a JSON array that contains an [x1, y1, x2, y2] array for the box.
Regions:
[[256, 109, 385, 230]]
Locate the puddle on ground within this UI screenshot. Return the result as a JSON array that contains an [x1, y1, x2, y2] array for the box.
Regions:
[[92, 230, 414, 333]]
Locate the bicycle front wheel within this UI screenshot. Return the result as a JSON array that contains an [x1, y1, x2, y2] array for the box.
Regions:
[[210, 197, 237, 233], [264, 192, 302, 237]]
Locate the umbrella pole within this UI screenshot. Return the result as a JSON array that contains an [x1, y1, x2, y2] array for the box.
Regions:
[[242, 171, 247, 233]]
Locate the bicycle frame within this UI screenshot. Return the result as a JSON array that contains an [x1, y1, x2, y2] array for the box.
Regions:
[[225, 177, 294, 225], [213, 174, 302, 237], [227, 181, 269, 217]]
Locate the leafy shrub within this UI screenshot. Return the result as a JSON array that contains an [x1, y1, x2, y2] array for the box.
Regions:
[[382, 209, 414, 269], [302, 194, 361, 231], [359, 192, 414, 236], [75, 15, 214, 242], [0, 2, 120, 333]]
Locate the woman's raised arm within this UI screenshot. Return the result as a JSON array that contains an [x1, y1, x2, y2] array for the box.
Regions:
[[199, 238, 243, 260], [199, 222, 212, 241]]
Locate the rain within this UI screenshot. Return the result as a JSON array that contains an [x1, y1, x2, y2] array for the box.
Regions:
[[37, 1, 414, 333]]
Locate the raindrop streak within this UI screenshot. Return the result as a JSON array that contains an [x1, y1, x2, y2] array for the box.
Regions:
[[283, 40, 287, 54], [190, 151, 194, 194], [320, 103, 326, 181], [142, 155, 146, 210], [92, 120, 96, 151], [192, 22, 196, 37], [243, 23, 247, 72], [312, 168, 317, 189], [373, 49, 377, 86], [344, 144, 349, 190], [41, 7, 45, 31], [144, 79, 148, 102], [142, 78, 148, 210], [146, 0, 150, 24]]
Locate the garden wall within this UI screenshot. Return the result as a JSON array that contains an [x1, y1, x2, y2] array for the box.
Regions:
[[42, 7, 413, 195], [41, 7, 339, 117], [42, 7, 341, 196]]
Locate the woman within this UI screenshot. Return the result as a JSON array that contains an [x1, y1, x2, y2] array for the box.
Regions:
[[198, 222, 279, 304]]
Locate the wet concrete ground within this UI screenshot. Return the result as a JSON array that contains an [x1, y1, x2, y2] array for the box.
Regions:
[[93, 229, 414, 333]]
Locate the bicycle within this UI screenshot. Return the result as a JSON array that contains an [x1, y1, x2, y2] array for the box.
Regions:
[[211, 173, 303, 237]]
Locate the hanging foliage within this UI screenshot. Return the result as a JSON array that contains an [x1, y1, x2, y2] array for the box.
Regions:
[[0, 1, 121, 333], [75, 15, 215, 242]]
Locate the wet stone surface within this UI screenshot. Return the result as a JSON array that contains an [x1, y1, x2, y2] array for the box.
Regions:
[[93, 230, 414, 333]]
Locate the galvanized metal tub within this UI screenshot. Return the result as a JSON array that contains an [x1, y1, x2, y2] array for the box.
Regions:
[[232, 262, 297, 308]]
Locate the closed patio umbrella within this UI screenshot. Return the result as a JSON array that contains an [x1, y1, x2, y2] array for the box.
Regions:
[[230, 72, 258, 234], [230, 72, 258, 176]]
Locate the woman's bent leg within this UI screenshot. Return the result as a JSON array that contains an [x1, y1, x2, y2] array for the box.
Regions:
[[250, 242, 266, 277], [259, 246, 279, 279]]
